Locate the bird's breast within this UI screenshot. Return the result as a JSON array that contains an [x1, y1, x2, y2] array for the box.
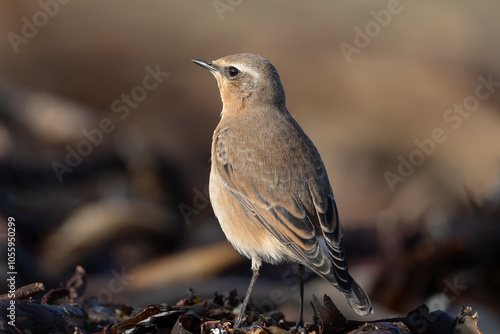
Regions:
[[208, 168, 293, 264]]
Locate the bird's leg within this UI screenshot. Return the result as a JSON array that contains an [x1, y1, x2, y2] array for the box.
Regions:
[[234, 258, 261, 330], [296, 263, 305, 329]]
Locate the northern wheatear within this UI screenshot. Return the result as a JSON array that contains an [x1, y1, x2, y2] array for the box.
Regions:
[[192, 53, 373, 329]]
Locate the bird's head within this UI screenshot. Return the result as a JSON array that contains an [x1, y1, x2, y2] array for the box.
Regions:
[[192, 53, 286, 114]]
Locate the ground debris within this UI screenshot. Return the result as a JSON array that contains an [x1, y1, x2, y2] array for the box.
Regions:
[[0, 282, 45, 301], [0, 267, 485, 334]]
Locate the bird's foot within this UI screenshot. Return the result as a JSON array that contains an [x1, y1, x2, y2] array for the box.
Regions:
[[292, 319, 308, 334], [232, 315, 247, 332]]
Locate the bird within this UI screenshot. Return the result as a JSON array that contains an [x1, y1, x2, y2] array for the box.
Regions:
[[192, 53, 373, 329]]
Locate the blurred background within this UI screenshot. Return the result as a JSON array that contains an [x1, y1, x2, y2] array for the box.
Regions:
[[0, 0, 499, 330]]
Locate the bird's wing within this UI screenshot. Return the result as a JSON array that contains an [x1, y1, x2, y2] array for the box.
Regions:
[[212, 125, 352, 292]]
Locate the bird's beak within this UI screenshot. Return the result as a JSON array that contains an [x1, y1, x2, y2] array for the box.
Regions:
[[192, 59, 216, 72]]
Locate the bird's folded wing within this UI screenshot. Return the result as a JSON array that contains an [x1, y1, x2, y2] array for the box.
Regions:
[[212, 129, 352, 291]]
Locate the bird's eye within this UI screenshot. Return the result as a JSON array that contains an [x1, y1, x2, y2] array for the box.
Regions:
[[228, 66, 240, 77]]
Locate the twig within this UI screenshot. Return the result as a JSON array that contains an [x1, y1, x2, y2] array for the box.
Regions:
[[0, 282, 45, 301]]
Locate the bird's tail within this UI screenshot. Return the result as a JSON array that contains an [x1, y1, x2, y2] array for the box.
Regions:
[[343, 277, 373, 316]]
